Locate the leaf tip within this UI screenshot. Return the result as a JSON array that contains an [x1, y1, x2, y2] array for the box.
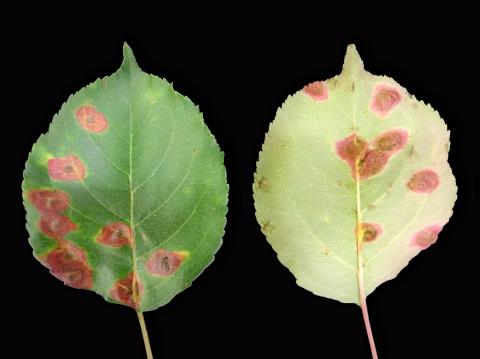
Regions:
[[341, 44, 365, 77], [121, 42, 140, 71]]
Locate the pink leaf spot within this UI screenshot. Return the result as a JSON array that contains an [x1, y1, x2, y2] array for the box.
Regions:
[[75, 105, 108, 133], [39, 213, 76, 239], [411, 224, 443, 249], [29, 189, 70, 214], [110, 272, 143, 309], [358, 150, 390, 179], [407, 169, 439, 193], [373, 129, 409, 154], [145, 249, 187, 276], [96, 222, 132, 248], [48, 155, 86, 181], [303, 81, 328, 101], [335, 134, 368, 170], [370, 84, 402, 117], [43, 242, 93, 289]]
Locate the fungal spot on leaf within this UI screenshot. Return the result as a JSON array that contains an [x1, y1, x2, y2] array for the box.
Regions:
[[96, 222, 132, 248], [110, 272, 143, 309], [336, 129, 409, 180], [411, 224, 443, 249], [48, 155, 86, 181], [303, 81, 328, 101], [407, 169, 439, 193], [356, 222, 383, 243], [75, 105, 108, 133], [29, 189, 69, 213], [39, 213, 76, 239], [370, 84, 402, 117], [145, 249, 187, 276], [358, 150, 390, 179], [43, 242, 93, 289], [335, 134, 368, 170], [373, 129, 409, 154]]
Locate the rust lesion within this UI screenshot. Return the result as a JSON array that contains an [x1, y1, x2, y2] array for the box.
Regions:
[[110, 272, 143, 309]]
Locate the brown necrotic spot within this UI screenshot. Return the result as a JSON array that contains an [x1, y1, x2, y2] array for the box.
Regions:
[[411, 224, 443, 249], [75, 105, 108, 133], [43, 242, 93, 289], [145, 249, 186, 276], [96, 222, 132, 248], [303, 81, 328, 101], [356, 222, 383, 242], [110, 272, 143, 309], [39, 213, 76, 239], [370, 84, 402, 117], [373, 129, 409, 154], [407, 169, 440, 193], [29, 189, 69, 213], [48, 155, 86, 181]]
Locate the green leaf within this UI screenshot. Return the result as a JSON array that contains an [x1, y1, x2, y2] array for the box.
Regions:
[[253, 45, 456, 355], [23, 44, 228, 313]]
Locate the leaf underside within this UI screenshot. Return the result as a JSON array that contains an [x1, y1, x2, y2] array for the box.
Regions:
[[23, 44, 228, 312], [253, 45, 457, 304]]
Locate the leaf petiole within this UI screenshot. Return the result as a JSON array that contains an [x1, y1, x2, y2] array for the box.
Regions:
[[137, 311, 154, 359]]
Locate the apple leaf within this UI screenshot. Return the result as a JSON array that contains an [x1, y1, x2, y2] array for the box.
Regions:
[[22, 44, 228, 315], [253, 45, 456, 357]]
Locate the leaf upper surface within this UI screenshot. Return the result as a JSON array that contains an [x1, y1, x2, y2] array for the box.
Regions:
[[23, 44, 228, 311]]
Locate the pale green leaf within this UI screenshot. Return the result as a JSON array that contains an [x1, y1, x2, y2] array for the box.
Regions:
[[253, 45, 457, 305]]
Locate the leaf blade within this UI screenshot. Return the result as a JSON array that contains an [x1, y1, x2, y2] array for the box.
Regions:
[[23, 44, 228, 312], [254, 44, 457, 304]]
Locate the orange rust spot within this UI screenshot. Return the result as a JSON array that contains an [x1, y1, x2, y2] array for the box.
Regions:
[[110, 272, 143, 309], [96, 222, 132, 248], [75, 105, 108, 133], [145, 249, 186, 276], [48, 155, 86, 181]]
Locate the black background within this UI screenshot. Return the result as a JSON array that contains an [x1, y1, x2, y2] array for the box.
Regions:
[[6, 7, 479, 359]]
